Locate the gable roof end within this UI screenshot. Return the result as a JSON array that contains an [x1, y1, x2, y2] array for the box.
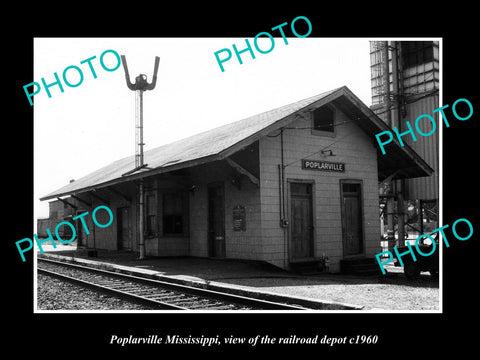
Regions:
[[40, 86, 433, 201]]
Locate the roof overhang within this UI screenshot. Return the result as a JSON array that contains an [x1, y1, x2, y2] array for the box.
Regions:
[[39, 154, 219, 201], [218, 86, 433, 182], [330, 87, 434, 181], [40, 86, 433, 201]]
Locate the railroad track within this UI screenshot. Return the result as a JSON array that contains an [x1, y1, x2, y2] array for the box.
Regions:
[[37, 258, 307, 310]]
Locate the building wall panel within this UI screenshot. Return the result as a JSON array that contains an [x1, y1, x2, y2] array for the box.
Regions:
[[259, 105, 381, 271], [188, 162, 262, 261], [401, 95, 439, 200]]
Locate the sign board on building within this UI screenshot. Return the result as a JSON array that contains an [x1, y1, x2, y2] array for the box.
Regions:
[[233, 205, 246, 231], [301, 159, 345, 172]]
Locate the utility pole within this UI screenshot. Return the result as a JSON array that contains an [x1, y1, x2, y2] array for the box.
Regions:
[[120, 55, 160, 260], [391, 41, 406, 248], [381, 41, 396, 252]]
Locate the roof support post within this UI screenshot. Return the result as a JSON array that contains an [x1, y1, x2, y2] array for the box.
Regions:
[[108, 187, 131, 203], [56, 197, 78, 210], [225, 158, 260, 187], [379, 170, 399, 187], [89, 191, 110, 205], [70, 194, 92, 208]]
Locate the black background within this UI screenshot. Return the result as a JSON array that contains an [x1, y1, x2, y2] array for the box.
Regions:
[[6, 3, 478, 356]]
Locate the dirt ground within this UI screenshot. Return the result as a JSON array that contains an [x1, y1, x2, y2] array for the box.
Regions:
[[215, 271, 439, 311]]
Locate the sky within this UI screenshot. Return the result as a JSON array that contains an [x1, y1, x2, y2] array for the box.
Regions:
[[34, 37, 373, 218]]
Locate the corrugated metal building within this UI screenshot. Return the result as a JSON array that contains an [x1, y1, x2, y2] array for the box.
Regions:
[[40, 86, 432, 272], [370, 40, 439, 240], [370, 40, 439, 201]]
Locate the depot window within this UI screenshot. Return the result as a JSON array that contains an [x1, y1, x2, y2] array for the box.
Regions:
[[163, 192, 184, 235], [312, 105, 335, 136]]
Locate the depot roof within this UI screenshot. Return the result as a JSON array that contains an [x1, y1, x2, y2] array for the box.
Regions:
[[40, 86, 433, 201]]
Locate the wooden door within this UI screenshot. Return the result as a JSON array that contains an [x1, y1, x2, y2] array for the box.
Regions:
[[208, 184, 225, 258], [341, 183, 363, 256], [117, 207, 132, 250], [290, 182, 314, 260]]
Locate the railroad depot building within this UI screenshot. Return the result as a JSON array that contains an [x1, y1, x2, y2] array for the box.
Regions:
[[40, 86, 432, 272]]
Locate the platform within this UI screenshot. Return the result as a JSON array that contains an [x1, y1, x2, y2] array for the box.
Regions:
[[36, 244, 439, 311]]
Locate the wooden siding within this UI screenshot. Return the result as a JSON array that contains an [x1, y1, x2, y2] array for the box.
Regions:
[[259, 104, 381, 271], [188, 162, 262, 261]]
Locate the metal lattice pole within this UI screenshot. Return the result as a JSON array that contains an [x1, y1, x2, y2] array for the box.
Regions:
[[120, 55, 160, 260], [135, 89, 144, 168]]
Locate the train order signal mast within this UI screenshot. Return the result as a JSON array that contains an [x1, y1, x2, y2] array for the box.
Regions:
[[120, 55, 160, 260]]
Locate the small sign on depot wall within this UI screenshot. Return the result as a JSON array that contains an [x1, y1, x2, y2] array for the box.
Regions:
[[301, 159, 345, 173]]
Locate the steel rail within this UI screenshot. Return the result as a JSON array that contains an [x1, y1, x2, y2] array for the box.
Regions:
[[37, 258, 307, 310], [37, 267, 186, 309]]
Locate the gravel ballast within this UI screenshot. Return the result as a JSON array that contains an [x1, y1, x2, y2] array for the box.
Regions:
[[37, 274, 156, 310], [37, 253, 440, 311]]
